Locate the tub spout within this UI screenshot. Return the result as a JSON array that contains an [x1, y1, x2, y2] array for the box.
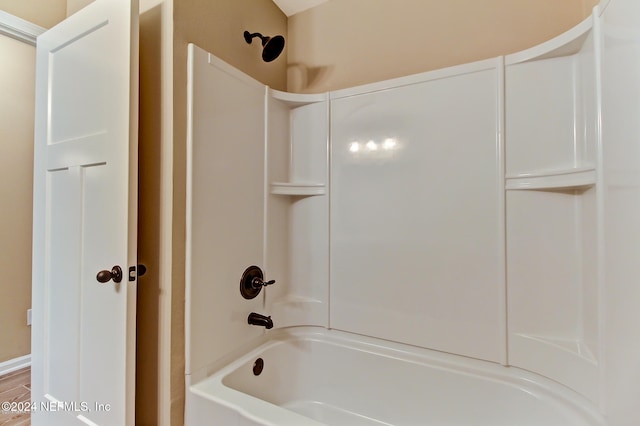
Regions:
[[248, 312, 273, 329]]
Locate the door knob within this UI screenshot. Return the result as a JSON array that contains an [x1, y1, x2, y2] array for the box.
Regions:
[[96, 265, 123, 283]]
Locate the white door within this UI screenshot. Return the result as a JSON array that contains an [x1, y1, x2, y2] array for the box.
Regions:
[[31, 1, 138, 425]]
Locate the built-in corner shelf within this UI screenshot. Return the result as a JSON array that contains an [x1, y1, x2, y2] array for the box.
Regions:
[[270, 182, 326, 196], [505, 166, 596, 190], [269, 89, 327, 108], [504, 15, 593, 65], [515, 333, 597, 364], [509, 332, 599, 401]]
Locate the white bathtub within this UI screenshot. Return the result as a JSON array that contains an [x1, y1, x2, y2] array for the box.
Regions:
[[186, 328, 603, 426]]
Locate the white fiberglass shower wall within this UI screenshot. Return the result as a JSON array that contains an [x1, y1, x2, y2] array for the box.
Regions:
[[329, 59, 505, 363]]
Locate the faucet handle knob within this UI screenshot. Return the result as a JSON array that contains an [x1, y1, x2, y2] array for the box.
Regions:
[[252, 278, 275, 289], [240, 266, 276, 300]]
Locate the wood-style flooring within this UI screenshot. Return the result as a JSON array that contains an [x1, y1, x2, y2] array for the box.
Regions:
[[0, 367, 30, 426]]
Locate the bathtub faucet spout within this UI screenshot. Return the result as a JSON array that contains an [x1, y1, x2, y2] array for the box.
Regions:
[[248, 312, 273, 329]]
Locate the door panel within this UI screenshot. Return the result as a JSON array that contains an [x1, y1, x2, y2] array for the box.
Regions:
[[49, 22, 110, 144], [46, 168, 82, 404], [79, 164, 127, 424]]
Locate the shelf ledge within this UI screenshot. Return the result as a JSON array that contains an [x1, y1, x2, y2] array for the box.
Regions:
[[505, 15, 593, 65], [270, 182, 326, 196], [514, 333, 597, 364], [269, 89, 327, 107], [506, 166, 595, 190], [272, 296, 324, 305]]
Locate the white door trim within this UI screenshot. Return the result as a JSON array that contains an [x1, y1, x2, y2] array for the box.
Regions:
[[0, 10, 45, 46]]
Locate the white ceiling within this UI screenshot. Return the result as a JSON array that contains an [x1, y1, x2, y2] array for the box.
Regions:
[[271, 0, 330, 17]]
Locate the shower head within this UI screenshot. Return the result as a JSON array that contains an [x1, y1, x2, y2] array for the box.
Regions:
[[243, 30, 285, 62]]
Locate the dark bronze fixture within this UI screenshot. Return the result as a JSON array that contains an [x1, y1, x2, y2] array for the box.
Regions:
[[128, 264, 147, 281], [243, 30, 285, 62], [253, 358, 264, 376], [247, 312, 273, 329], [240, 265, 275, 299], [96, 265, 123, 283]]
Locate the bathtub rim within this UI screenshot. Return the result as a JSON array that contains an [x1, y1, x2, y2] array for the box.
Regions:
[[186, 326, 604, 425]]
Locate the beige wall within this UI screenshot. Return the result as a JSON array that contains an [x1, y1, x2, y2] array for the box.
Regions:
[[0, 35, 35, 363], [138, 2, 167, 424], [0, 0, 74, 369], [174, 0, 287, 92], [66, 0, 94, 17], [0, 0, 66, 28], [288, 0, 600, 92]]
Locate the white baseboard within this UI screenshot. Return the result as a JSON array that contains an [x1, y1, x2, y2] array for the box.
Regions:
[[0, 354, 31, 376]]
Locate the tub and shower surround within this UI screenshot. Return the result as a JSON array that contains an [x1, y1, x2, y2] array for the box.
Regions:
[[185, 43, 506, 379], [185, 1, 640, 423]]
